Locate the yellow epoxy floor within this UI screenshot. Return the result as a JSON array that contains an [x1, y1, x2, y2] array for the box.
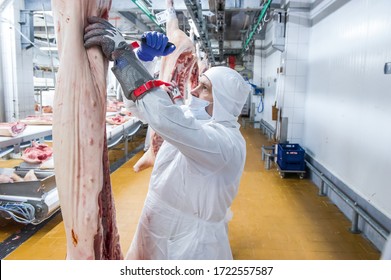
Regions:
[[0, 124, 380, 260]]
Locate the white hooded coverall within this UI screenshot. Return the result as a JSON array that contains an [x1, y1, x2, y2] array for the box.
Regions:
[[124, 66, 251, 260]]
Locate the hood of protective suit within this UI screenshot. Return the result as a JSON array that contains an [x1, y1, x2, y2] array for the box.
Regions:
[[203, 66, 251, 127]]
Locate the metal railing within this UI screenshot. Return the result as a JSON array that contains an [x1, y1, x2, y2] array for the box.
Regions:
[[305, 159, 390, 240], [260, 119, 275, 140]]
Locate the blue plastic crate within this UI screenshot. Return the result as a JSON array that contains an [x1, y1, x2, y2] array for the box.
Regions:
[[277, 143, 305, 171]]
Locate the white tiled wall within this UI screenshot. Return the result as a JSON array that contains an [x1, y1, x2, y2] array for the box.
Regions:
[[251, 0, 391, 249], [281, 10, 310, 144], [304, 0, 391, 221], [252, 0, 391, 223], [252, 14, 284, 130], [252, 6, 310, 144]]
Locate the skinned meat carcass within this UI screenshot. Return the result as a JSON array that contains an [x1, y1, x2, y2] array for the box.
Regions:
[[21, 142, 53, 164], [188, 42, 210, 91], [133, 0, 199, 173], [133, 128, 164, 173], [195, 42, 209, 76], [159, 0, 198, 98], [52, 0, 122, 259]]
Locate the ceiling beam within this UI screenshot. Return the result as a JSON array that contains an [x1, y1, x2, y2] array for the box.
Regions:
[[242, 0, 273, 54], [118, 11, 150, 32], [24, 0, 52, 10], [215, 0, 225, 62], [130, 0, 165, 32], [184, 0, 215, 65]]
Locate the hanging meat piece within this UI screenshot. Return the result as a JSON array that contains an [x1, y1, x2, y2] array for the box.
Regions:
[[195, 42, 209, 76], [159, 0, 198, 97], [133, 0, 199, 173], [52, 0, 122, 259], [133, 130, 164, 173]]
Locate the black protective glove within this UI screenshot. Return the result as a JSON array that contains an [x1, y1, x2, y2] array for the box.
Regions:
[[84, 16, 126, 61], [84, 17, 153, 101], [111, 46, 153, 101]]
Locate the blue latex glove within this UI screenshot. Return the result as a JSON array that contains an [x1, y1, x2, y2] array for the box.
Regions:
[[137, 31, 176, 62]]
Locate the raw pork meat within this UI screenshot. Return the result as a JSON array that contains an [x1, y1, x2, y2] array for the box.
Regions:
[[34, 105, 53, 113], [133, 129, 164, 173], [106, 114, 127, 125], [195, 42, 209, 76], [20, 115, 53, 125], [52, 0, 122, 259], [23, 169, 38, 181], [0, 171, 37, 183], [133, 0, 199, 173], [0, 122, 26, 137], [21, 142, 53, 164], [159, 0, 198, 97], [0, 174, 13, 183]]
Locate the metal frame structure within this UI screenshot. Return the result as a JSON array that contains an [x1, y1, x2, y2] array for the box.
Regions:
[[242, 0, 273, 55], [184, 0, 215, 65], [305, 160, 390, 240]]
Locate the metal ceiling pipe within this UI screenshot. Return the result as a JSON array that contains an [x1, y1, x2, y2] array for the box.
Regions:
[[118, 11, 150, 32], [184, 0, 215, 64], [242, 0, 273, 54], [215, 0, 225, 63], [131, 0, 165, 32]]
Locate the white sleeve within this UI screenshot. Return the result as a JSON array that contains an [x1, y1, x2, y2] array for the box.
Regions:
[[135, 88, 231, 170]]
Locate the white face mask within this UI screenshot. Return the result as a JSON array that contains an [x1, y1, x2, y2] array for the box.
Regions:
[[187, 96, 211, 120]]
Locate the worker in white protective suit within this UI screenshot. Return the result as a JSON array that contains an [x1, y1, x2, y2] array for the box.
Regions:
[[84, 17, 251, 260], [136, 80, 211, 173]]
